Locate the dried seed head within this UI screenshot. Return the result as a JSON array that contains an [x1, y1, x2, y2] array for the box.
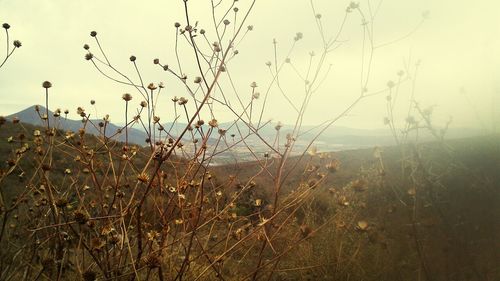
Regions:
[[349, 2, 359, 9], [178, 97, 188, 105], [55, 197, 68, 208], [74, 210, 89, 224], [83, 44, 90, 50], [90, 99, 95, 105], [275, 122, 283, 131], [153, 58, 159, 64], [223, 19, 230, 25], [356, 220, 369, 231], [122, 93, 132, 101], [42, 81, 52, 89], [137, 173, 149, 183], [85, 53, 93, 60], [200, 29, 206, 34], [208, 119, 218, 128], [247, 25, 253, 31], [2, 23, 10, 30], [147, 83, 157, 90], [163, 64, 169, 71], [194, 76, 202, 83], [129, 55, 136, 62], [13, 40, 21, 48], [174, 22, 181, 28], [90, 31, 97, 37], [294, 32, 303, 41], [250, 81, 257, 88]]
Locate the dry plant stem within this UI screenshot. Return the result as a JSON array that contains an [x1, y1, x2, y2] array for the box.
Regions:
[[0, 29, 17, 69]]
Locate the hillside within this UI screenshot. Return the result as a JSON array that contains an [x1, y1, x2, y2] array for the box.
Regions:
[[0, 116, 498, 280]]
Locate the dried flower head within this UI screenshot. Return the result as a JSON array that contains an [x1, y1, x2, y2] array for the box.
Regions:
[[247, 25, 254, 31], [2, 23, 10, 30], [147, 83, 157, 90], [223, 19, 230, 25], [294, 32, 303, 41], [356, 220, 369, 231], [349, 2, 359, 9], [250, 81, 257, 88], [74, 210, 89, 224], [153, 58, 159, 64], [208, 119, 218, 127], [42, 81, 52, 89], [83, 44, 90, 50], [85, 53, 93, 60], [55, 197, 68, 208], [90, 31, 97, 37], [137, 173, 149, 183], [129, 55, 136, 62], [194, 76, 202, 83], [13, 40, 21, 48], [174, 22, 181, 28], [275, 122, 283, 131]]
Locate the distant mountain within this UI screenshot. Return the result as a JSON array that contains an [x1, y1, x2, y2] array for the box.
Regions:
[[6, 106, 485, 151], [6, 105, 148, 145]]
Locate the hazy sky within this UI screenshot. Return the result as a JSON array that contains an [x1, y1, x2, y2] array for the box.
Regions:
[[0, 0, 499, 130]]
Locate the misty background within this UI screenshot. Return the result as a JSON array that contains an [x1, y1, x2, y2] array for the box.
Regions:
[[0, 0, 499, 131]]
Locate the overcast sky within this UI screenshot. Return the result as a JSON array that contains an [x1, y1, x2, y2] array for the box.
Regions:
[[0, 0, 499, 130]]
